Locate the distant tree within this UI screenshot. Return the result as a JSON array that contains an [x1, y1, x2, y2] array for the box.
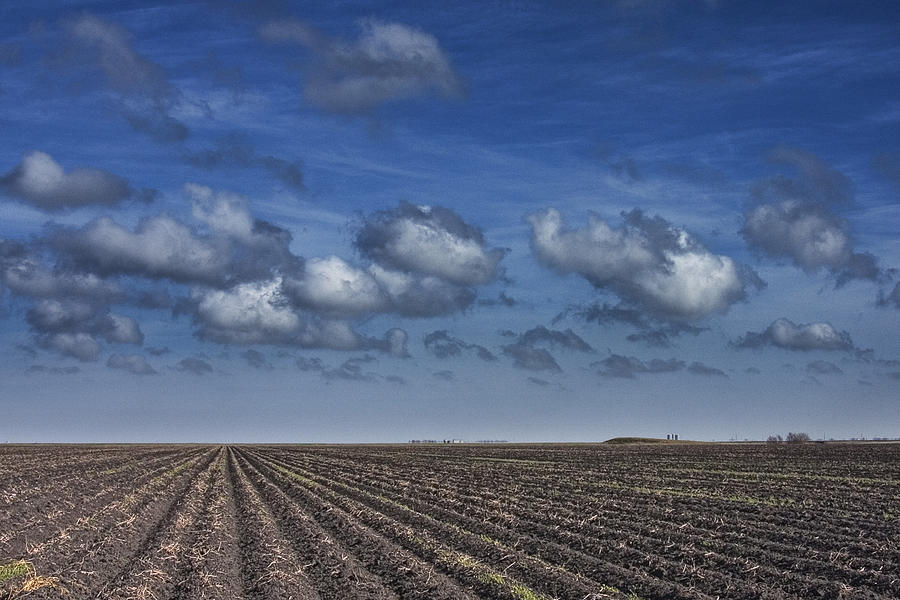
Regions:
[[786, 432, 810, 443], [766, 435, 783, 444]]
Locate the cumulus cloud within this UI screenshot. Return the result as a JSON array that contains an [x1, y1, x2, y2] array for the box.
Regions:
[[38, 332, 101, 362], [189, 276, 406, 353], [357, 202, 505, 287], [424, 330, 496, 361], [0, 151, 145, 211], [54, 215, 229, 285], [25, 299, 143, 353], [734, 318, 855, 352], [282, 202, 503, 319], [177, 357, 214, 375], [528, 208, 751, 320], [286, 255, 389, 316], [260, 18, 463, 114], [192, 277, 302, 345], [1, 247, 121, 301], [596, 354, 684, 378], [742, 147, 879, 285], [107, 353, 157, 375]]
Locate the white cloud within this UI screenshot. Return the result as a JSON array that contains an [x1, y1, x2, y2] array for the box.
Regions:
[[528, 208, 747, 319], [286, 256, 387, 316], [186, 183, 255, 242], [56, 216, 229, 284], [735, 318, 854, 351], [193, 277, 302, 345], [357, 202, 505, 287]]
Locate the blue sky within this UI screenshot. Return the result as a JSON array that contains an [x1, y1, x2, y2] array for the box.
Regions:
[[1, 0, 898, 442]]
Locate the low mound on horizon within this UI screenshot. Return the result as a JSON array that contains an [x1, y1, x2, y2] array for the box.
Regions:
[[603, 436, 687, 444]]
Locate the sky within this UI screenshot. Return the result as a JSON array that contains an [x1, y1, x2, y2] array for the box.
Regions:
[[0, 0, 898, 443]]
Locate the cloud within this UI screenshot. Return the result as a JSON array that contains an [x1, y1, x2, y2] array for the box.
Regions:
[[54, 216, 229, 285], [369, 327, 410, 358], [67, 15, 171, 99], [241, 348, 273, 370], [107, 353, 157, 375], [176, 357, 214, 375], [277, 202, 506, 319], [357, 202, 505, 287], [734, 318, 855, 352], [742, 147, 879, 285], [187, 134, 304, 190], [191, 277, 302, 345], [25, 299, 143, 351], [322, 356, 378, 382], [294, 354, 381, 382], [38, 332, 101, 362], [189, 276, 404, 353], [1, 151, 148, 211], [286, 255, 389, 317], [517, 326, 594, 353], [260, 18, 463, 114], [502, 344, 561, 372], [560, 301, 706, 346], [424, 330, 496, 361], [1, 246, 121, 301], [596, 354, 684, 378], [687, 361, 727, 377], [65, 14, 187, 142], [499, 325, 595, 372], [528, 208, 751, 320], [807, 360, 843, 375]]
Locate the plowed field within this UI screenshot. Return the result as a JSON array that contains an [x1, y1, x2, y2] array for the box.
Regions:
[[2, 443, 898, 599]]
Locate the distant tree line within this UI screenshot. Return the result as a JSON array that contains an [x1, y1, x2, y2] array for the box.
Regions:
[[766, 432, 811, 444]]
